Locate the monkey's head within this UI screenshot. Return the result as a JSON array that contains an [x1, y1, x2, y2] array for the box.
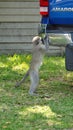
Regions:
[[32, 35, 49, 52], [32, 36, 45, 47]]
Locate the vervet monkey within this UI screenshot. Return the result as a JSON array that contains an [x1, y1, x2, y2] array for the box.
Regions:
[[15, 36, 47, 95]]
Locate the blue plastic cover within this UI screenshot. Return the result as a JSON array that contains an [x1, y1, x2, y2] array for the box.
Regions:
[[41, 0, 73, 25]]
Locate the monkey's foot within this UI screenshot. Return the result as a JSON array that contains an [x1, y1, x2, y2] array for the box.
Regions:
[[28, 91, 39, 96]]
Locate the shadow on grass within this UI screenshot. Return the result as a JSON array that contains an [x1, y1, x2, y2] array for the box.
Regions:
[[0, 85, 73, 130]]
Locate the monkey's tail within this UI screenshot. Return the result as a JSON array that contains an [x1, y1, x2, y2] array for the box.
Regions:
[[15, 70, 29, 87]]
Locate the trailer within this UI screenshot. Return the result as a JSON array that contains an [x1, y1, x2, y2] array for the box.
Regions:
[[39, 0, 73, 71]]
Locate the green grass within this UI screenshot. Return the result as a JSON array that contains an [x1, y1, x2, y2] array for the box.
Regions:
[[0, 54, 73, 130]]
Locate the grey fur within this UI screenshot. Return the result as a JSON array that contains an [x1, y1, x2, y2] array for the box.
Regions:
[[15, 36, 46, 95]]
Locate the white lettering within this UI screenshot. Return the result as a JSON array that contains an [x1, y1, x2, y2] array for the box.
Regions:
[[52, 7, 73, 12]]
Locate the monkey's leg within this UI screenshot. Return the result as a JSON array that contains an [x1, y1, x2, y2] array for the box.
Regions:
[[29, 71, 39, 95]]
